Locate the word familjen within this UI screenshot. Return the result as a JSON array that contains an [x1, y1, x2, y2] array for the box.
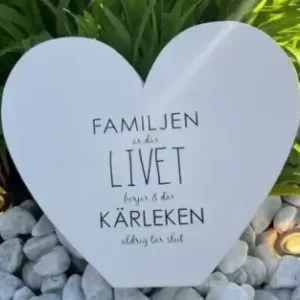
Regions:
[[92, 112, 199, 134]]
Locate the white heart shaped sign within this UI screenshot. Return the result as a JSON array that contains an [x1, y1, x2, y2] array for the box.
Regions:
[[2, 21, 300, 288]]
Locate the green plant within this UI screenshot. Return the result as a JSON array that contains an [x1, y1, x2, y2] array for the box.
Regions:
[[244, 0, 300, 195], [0, 0, 299, 197]]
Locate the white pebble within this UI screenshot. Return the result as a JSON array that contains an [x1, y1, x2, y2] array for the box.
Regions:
[[115, 288, 149, 300], [81, 264, 113, 300], [33, 246, 70, 276], [63, 275, 85, 300], [140, 288, 153, 294], [23, 234, 58, 261], [0, 238, 24, 273], [240, 225, 256, 245], [206, 282, 249, 300], [268, 289, 292, 300], [292, 286, 300, 300], [273, 206, 297, 232], [194, 272, 228, 296], [256, 229, 278, 246], [174, 288, 203, 300], [251, 196, 282, 234], [0, 270, 23, 300], [0, 207, 36, 238], [255, 290, 279, 300], [55, 230, 82, 259], [13, 286, 35, 300], [283, 195, 300, 207], [225, 268, 247, 284], [218, 240, 248, 274], [30, 294, 61, 300], [32, 215, 55, 237], [150, 288, 180, 300], [19, 200, 42, 218], [269, 256, 300, 288], [41, 274, 67, 293], [253, 243, 278, 280], [243, 256, 267, 286], [22, 261, 44, 290], [241, 284, 255, 300]]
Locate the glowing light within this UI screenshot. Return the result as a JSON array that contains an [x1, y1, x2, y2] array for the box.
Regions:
[[274, 229, 300, 257], [0, 192, 12, 215], [284, 235, 300, 254]]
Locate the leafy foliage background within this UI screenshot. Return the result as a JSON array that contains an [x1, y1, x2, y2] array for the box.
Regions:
[[0, 0, 299, 195]]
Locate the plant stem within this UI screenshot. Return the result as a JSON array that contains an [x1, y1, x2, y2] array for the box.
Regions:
[[270, 186, 300, 196]]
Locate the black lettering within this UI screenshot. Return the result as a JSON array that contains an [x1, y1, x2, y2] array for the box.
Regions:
[[93, 118, 101, 134], [109, 151, 122, 188], [165, 209, 176, 225], [171, 112, 181, 129], [100, 212, 110, 228], [142, 210, 152, 227], [190, 208, 205, 224], [148, 116, 157, 131], [126, 149, 135, 187], [159, 114, 168, 130], [185, 112, 199, 127], [104, 119, 118, 134], [141, 116, 145, 131], [155, 147, 171, 185], [139, 148, 153, 185], [121, 117, 138, 132], [172, 147, 184, 184], [153, 209, 163, 226], [178, 208, 189, 225], [114, 211, 128, 227], [130, 211, 141, 227]]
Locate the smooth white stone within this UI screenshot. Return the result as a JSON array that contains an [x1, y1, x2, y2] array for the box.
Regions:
[[23, 234, 58, 261], [273, 206, 297, 232], [41, 274, 67, 293], [194, 272, 228, 296], [32, 215, 55, 237], [0, 238, 24, 273], [81, 264, 113, 300], [13, 286, 35, 300], [243, 256, 267, 286], [218, 240, 248, 274], [33, 246, 70, 277], [251, 197, 282, 234], [269, 256, 300, 288], [114, 288, 149, 300], [0, 207, 36, 238], [206, 282, 249, 300], [0, 270, 23, 300], [241, 284, 255, 300], [63, 275, 85, 300], [22, 261, 43, 291]]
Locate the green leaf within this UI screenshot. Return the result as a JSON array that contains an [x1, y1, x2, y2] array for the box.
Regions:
[[293, 143, 300, 154], [0, 30, 52, 58], [132, 0, 156, 64], [259, 14, 300, 35], [82, 11, 99, 38], [120, 0, 147, 35], [58, 0, 71, 9], [0, 20, 25, 40], [270, 185, 300, 196], [179, 0, 208, 29], [39, 0, 73, 36], [0, 4, 32, 33], [102, 6, 131, 43], [90, 1, 132, 59]]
